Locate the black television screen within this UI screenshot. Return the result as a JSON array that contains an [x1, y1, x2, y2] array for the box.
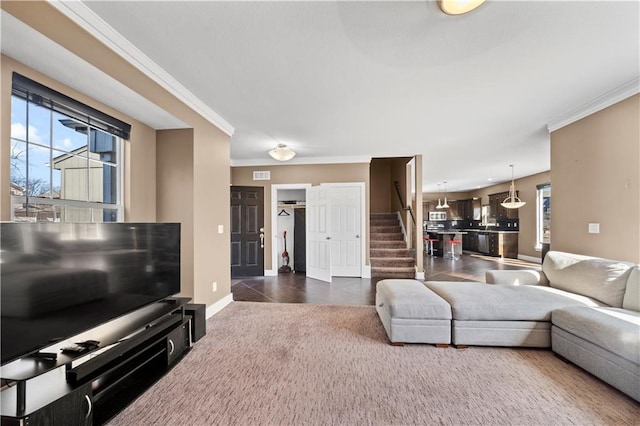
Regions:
[[0, 222, 181, 365]]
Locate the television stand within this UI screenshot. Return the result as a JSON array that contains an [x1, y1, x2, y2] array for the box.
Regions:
[[1, 297, 193, 425]]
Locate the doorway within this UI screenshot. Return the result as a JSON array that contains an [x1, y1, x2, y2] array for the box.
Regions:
[[271, 183, 366, 282], [230, 186, 265, 277], [271, 184, 311, 276]]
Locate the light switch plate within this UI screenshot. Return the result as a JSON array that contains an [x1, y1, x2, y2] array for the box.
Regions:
[[588, 223, 600, 234], [218, 225, 224, 234]]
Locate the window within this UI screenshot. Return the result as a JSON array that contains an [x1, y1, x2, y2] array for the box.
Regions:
[[536, 183, 551, 249], [10, 73, 130, 223]]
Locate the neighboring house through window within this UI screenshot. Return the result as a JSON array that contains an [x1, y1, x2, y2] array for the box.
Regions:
[[9, 73, 129, 223]]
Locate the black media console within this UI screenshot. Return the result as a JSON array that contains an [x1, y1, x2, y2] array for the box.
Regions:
[[0, 297, 196, 425]]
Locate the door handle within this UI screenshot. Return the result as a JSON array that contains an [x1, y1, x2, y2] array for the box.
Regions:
[[84, 395, 92, 419], [259, 233, 265, 248], [355, 235, 360, 238], [326, 236, 331, 240]]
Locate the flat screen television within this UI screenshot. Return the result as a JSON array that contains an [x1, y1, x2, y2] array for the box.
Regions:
[[1, 222, 181, 365]]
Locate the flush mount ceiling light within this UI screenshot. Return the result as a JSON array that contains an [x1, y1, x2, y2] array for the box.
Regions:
[[501, 165, 526, 209], [268, 143, 296, 161], [438, 0, 486, 15]]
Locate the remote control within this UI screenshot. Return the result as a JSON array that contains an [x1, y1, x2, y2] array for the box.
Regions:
[[61, 344, 89, 354]]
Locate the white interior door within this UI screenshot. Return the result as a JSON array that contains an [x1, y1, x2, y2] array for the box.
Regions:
[[306, 186, 332, 282], [329, 185, 361, 277]]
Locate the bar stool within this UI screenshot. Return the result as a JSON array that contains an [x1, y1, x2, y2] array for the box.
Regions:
[[446, 239, 462, 260], [423, 237, 438, 257]]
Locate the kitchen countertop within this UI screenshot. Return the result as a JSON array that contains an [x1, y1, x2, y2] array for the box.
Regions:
[[426, 229, 519, 234], [463, 229, 519, 234], [429, 231, 468, 234]]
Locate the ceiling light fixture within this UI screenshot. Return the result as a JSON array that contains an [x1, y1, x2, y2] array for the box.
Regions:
[[438, 0, 486, 15], [501, 165, 526, 209], [441, 181, 450, 209], [436, 183, 443, 209], [268, 143, 296, 161]]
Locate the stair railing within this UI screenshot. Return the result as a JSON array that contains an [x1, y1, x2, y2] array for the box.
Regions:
[[393, 180, 416, 253], [393, 181, 416, 225]]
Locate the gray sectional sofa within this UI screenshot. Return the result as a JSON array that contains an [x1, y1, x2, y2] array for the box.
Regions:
[[375, 251, 640, 401]]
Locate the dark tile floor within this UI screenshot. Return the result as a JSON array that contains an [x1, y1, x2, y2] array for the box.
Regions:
[[232, 253, 540, 305]]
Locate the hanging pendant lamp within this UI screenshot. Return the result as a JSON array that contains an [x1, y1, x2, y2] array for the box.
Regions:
[[501, 165, 526, 209], [441, 181, 450, 209], [436, 183, 443, 209]]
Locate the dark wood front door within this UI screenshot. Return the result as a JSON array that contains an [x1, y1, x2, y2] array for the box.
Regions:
[[231, 186, 265, 277]]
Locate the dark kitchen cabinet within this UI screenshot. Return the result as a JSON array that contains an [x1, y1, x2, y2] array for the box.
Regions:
[[462, 232, 478, 252], [458, 199, 473, 220], [470, 231, 518, 259], [488, 232, 518, 258]]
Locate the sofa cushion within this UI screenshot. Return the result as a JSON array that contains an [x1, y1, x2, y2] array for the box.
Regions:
[[552, 306, 640, 365], [425, 281, 606, 321], [543, 251, 635, 308], [376, 279, 451, 319], [623, 267, 640, 311], [485, 269, 549, 286]]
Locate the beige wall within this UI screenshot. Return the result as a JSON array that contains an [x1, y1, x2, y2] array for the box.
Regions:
[[157, 130, 195, 300], [551, 94, 639, 263], [1, 2, 232, 307], [370, 157, 412, 215], [370, 159, 391, 213], [192, 125, 231, 304], [231, 163, 370, 271]]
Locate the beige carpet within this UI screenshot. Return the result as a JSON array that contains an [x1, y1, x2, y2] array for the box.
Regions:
[[108, 302, 639, 425]]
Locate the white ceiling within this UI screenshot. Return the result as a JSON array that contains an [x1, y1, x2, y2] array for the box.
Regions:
[[6, 2, 640, 192]]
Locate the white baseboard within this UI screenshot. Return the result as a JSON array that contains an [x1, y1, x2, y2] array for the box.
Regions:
[[415, 270, 425, 280], [361, 265, 371, 279], [518, 254, 542, 264], [264, 269, 277, 277], [205, 293, 233, 319]]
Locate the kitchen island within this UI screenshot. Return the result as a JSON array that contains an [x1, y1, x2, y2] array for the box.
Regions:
[[462, 230, 519, 259], [425, 221, 519, 259], [425, 231, 468, 258]]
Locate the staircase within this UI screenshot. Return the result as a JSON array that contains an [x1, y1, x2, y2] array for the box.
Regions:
[[370, 213, 415, 279]]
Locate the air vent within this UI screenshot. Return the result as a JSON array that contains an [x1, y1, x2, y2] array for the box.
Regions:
[[253, 171, 271, 181]]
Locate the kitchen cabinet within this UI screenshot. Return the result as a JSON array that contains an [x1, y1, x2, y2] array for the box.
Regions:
[[488, 232, 518, 258], [465, 231, 518, 259], [459, 199, 473, 220], [462, 232, 478, 252]]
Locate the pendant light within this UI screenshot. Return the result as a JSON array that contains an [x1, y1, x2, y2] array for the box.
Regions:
[[436, 183, 443, 209], [441, 181, 450, 209], [501, 165, 526, 209]]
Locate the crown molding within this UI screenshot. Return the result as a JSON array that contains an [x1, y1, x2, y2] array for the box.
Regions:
[[48, 0, 234, 136], [230, 155, 373, 167], [547, 77, 639, 133]]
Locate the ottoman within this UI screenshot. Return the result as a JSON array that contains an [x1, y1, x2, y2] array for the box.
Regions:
[[375, 279, 452, 345]]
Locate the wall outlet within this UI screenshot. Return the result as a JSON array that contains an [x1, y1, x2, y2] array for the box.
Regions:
[[212, 281, 217, 292], [218, 225, 224, 234], [588, 223, 600, 234]]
